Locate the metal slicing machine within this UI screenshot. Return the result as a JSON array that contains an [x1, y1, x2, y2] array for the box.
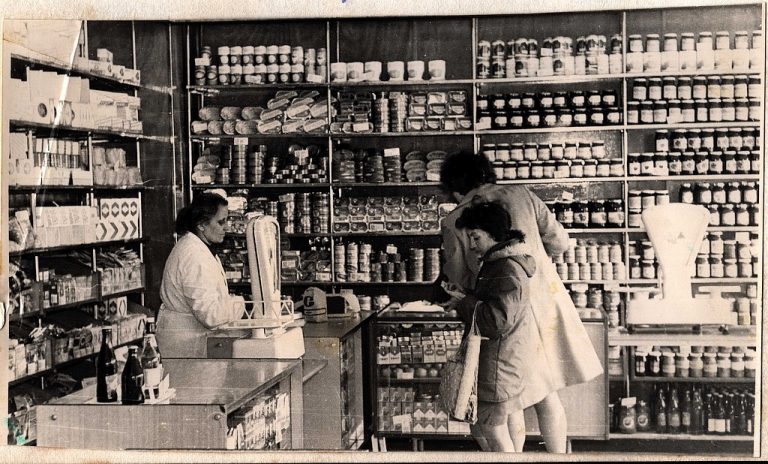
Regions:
[[216, 214, 305, 358], [624, 203, 737, 331]]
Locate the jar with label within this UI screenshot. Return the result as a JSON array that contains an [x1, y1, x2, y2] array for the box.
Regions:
[[728, 128, 743, 149], [654, 153, 669, 175], [627, 101, 640, 124], [723, 151, 738, 174], [584, 159, 598, 177], [503, 162, 516, 180], [634, 350, 647, 376], [629, 255, 642, 278], [516, 161, 531, 179], [748, 76, 761, 97], [677, 76, 692, 99], [694, 152, 708, 175], [607, 200, 624, 227], [648, 78, 663, 100], [573, 108, 588, 126], [536, 144, 551, 161], [748, 98, 760, 121], [596, 160, 610, 177], [590, 201, 607, 227], [640, 153, 655, 176], [554, 160, 569, 178], [742, 128, 756, 148], [476, 95, 490, 112], [679, 183, 694, 203], [526, 111, 541, 128], [703, 352, 718, 378], [725, 181, 742, 204], [688, 352, 703, 377], [646, 351, 662, 376], [708, 98, 723, 122], [694, 99, 708, 122], [589, 108, 605, 125], [602, 90, 617, 107], [572, 287, 588, 308], [606, 107, 622, 125], [668, 152, 682, 175], [509, 143, 524, 161], [700, 129, 715, 151], [744, 350, 756, 378], [674, 353, 689, 378], [710, 255, 725, 277], [720, 204, 735, 226], [720, 75, 735, 98], [492, 110, 509, 129], [716, 352, 731, 378], [743, 182, 758, 204], [708, 205, 721, 226], [628, 209, 642, 228], [619, 404, 637, 434], [708, 231, 723, 254], [641, 259, 655, 279], [608, 159, 623, 177], [642, 190, 658, 209], [521, 93, 536, 109], [661, 77, 677, 100], [730, 352, 745, 378], [723, 258, 738, 278], [707, 76, 721, 99], [639, 101, 654, 123], [693, 76, 707, 99], [530, 161, 544, 179], [708, 151, 723, 174], [680, 100, 696, 122], [543, 161, 556, 178], [735, 98, 749, 121], [628, 153, 641, 175], [652, 101, 667, 123], [661, 352, 676, 377], [670, 129, 686, 150], [573, 200, 590, 228], [750, 204, 760, 227], [696, 255, 710, 278]]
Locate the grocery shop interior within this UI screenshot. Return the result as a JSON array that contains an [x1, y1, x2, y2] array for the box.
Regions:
[[2, 2, 764, 458]]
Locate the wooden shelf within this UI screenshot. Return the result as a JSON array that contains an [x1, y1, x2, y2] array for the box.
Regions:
[[626, 121, 760, 130], [10, 184, 145, 192], [608, 432, 754, 442], [478, 125, 623, 135], [10, 52, 141, 89], [477, 73, 622, 85], [10, 119, 144, 139], [608, 330, 756, 347], [101, 286, 145, 299], [331, 79, 475, 88], [10, 297, 100, 321], [188, 82, 327, 92], [10, 238, 145, 257], [330, 131, 474, 138], [191, 132, 328, 140], [629, 375, 757, 384], [192, 182, 331, 189], [623, 70, 762, 79], [8, 337, 144, 387], [627, 174, 761, 182]]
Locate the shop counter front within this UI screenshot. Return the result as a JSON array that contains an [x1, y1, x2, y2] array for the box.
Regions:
[[37, 359, 303, 450]]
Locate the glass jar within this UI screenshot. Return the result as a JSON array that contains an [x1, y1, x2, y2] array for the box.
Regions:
[[708, 204, 721, 226], [681, 152, 696, 175], [717, 352, 731, 378], [526, 111, 541, 128], [570, 159, 585, 178], [537, 144, 552, 161], [590, 108, 605, 125], [573, 108, 588, 126], [710, 255, 725, 277], [731, 352, 745, 378], [609, 158, 623, 177], [667, 100, 682, 123], [573, 200, 590, 227], [627, 101, 640, 124], [743, 182, 758, 204], [584, 159, 598, 177], [640, 101, 654, 123], [555, 160, 570, 178], [602, 90, 617, 107], [629, 255, 642, 279], [723, 151, 738, 174], [693, 76, 708, 99], [635, 351, 647, 377], [607, 200, 624, 227], [700, 129, 715, 151], [671, 129, 687, 150], [694, 152, 709, 175], [640, 153, 655, 176], [606, 107, 622, 125], [653, 101, 668, 123], [510, 143, 524, 161], [720, 75, 735, 98], [748, 98, 760, 121], [735, 98, 749, 121], [587, 90, 602, 107], [508, 111, 524, 128], [711, 182, 726, 204], [724, 258, 738, 278], [522, 92, 537, 109], [543, 161, 556, 178], [707, 76, 721, 99], [596, 160, 611, 177], [708, 98, 723, 122], [668, 152, 682, 175], [703, 352, 718, 378], [570, 90, 586, 108], [720, 204, 735, 226], [709, 231, 724, 254], [742, 128, 756, 149], [726, 181, 742, 204], [646, 351, 662, 376], [663, 77, 678, 100], [648, 78, 663, 100], [708, 151, 723, 174], [590, 201, 607, 227], [689, 352, 703, 377], [681, 99, 695, 122], [662, 352, 676, 377], [696, 255, 710, 278], [654, 152, 669, 175], [517, 161, 531, 179], [744, 350, 756, 378], [556, 201, 573, 227], [553, 91, 568, 108], [531, 161, 544, 179], [675, 353, 690, 378], [641, 259, 655, 279], [677, 77, 692, 99], [695, 99, 709, 122]]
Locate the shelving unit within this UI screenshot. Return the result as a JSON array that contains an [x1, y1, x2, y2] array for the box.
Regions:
[[180, 3, 763, 450]]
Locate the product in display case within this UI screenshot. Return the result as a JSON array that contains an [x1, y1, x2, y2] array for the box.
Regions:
[[331, 58, 447, 82], [333, 195, 451, 234]]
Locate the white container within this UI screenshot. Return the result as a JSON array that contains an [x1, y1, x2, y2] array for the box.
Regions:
[[644, 51, 661, 73], [330, 62, 347, 82], [597, 53, 610, 74], [697, 48, 715, 70], [387, 61, 405, 81], [527, 57, 540, 76], [563, 55, 575, 75], [428, 60, 446, 80], [626, 52, 643, 72], [732, 49, 750, 71], [609, 53, 623, 74], [661, 51, 679, 72], [347, 62, 364, 82], [539, 56, 554, 76], [574, 54, 586, 75], [407, 60, 425, 80], [714, 49, 733, 71], [679, 50, 697, 71], [364, 61, 382, 81]]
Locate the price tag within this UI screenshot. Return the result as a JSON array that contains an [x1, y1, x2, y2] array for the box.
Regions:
[[306, 73, 323, 84], [383, 147, 401, 158], [475, 119, 492, 131], [194, 57, 211, 66], [234, 137, 248, 146], [559, 191, 574, 202], [353, 122, 370, 132], [620, 397, 637, 407]]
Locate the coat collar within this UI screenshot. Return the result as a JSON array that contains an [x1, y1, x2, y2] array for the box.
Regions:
[[481, 240, 531, 262]]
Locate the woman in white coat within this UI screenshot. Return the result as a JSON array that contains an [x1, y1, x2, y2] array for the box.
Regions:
[[156, 192, 244, 358]]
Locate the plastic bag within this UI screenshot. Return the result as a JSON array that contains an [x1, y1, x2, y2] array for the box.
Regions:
[[438, 305, 483, 423]]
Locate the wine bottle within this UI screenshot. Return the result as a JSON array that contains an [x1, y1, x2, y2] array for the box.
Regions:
[[667, 386, 681, 434], [680, 387, 692, 434], [121, 346, 145, 405], [690, 388, 703, 435], [96, 327, 118, 403], [654, 384, 667, 433], [733, 392, 746, 435]]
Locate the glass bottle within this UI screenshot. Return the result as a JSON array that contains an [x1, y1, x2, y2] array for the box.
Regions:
[[97, 327, 118, 403], [141, 334, 163, 389], [681, 387, 692, 434], [732, 393, 746, 435], [121, 346, 146, 405], [667, 386, 682, 434], [636, 400, 652, 432], [714, 394, 727, 435], [655, 385, 667, 433], [691, 388, 704, 435]]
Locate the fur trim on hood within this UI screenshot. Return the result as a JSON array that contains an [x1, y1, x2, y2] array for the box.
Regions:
[[481, 240, 536, 277]]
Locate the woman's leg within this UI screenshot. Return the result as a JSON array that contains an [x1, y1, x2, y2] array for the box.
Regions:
[[507, 409, 526, 452], [533, 392, 568, 453], [471, 424, 516, 452]]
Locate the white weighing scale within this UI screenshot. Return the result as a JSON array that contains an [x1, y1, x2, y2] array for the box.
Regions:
[[623, 203, 737, 331], [216, 214, 305, 359]]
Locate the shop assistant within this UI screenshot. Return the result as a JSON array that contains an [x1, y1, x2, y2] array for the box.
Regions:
[[156, 192, 244, 358]]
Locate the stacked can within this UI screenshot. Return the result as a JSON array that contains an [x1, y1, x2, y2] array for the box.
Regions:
[[374, 97, 390, 133], [296, 193, 313, 233], [424, 248, 441, 282], [278, 194, 295, 234], [580, 35, 610, 75], [384, 150, 402, 182], [408, 248, 425, 281], [363, 151, 385, 183], [231, 145, 247, 184], [358, 243, 373, 282], [248, 146, 266, 184], [264, 154, 280, 183], [346, 242, 359, 282], [312, 193, 330, 234], [510, 38, 537, 78], [477, 40, 492, 79], [389, 93, 408, 132], [334, 241, 347, 282]]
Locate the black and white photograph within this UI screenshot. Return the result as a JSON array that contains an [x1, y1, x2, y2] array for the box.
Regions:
[[0, 0, 764, 461]]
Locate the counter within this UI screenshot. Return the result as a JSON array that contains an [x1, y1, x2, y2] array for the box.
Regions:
[[37, 359, 303, 450], [302, 310, 376, 339]]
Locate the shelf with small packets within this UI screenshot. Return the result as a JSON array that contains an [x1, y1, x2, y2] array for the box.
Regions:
[[10, 238, 146, 257]]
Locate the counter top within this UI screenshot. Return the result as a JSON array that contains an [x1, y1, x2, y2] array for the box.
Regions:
[[50, 358, 300, 414], [377, 306, 463, 323], [301, 310, 376, 339]]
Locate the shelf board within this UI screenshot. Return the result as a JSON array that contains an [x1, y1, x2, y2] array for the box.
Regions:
[[9, 238, 145, 257], [629, 376, 757, 384], [498, 176, 626, 185], [627, 174, 761, 182], [191, 132, 328, 140], [563, 228, 627, 233], [10, 184, 145, 192], [623, 70, 762, 79], [608, 432, 754, 442], [376, 431, 473, 440], [101, 287, 145, 299], [331, 79, 475, 88], [477, 73, 622, 85], [608, 330, 756, 347], [478, 125, 623, 135], [10, 119, 144, 139], [192, 182, 331, 189], [378, 377, 442, 384], [10, 52, 141, 89], [330, 131, 475, 138], [8, 337, 143, 387], [340, 231, 441, 237], [188, 82, 327, 92], [627, 121, 760, 130], [333, 182, 441, 188], [629, 226, 760, 233]]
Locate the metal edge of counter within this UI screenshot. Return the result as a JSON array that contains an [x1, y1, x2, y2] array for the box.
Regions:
[[301, 310, 377, 339]]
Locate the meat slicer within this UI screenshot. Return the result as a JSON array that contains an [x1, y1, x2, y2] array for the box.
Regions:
[[215, 214, 305, 358], [624, 203, 737, 330]]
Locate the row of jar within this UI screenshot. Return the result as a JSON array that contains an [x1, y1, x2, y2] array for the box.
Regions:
[[479, 35, 622, 60], [479, 107, 622, 130], [555, 261, 627, 282], [629, 233, 759, 262], [548, 199, 626, 229], [627, 254, 759, 280], [628, 204, 760, 229], [626, 98, 761, 124], [652, 127, 760, 153], [679, 182, 760, 206], [481, 140, 608, 162], [631, 76, 761, 103], [491, 158, 624, 180], [478, 90, 619, 112], [568, 283, 621, 310], [633, 346, 758, 379], [553, 240, 624, 265], [628, 31, 763, 54], [477, 49, 622, 79], [628, 150, 761, 177]]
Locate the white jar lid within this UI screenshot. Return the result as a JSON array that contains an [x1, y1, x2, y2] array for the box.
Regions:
[[254, 45, 267, 54], [218, 46, 230, 55], [242, 46, 255, 54], [230, 46, 242, 55]]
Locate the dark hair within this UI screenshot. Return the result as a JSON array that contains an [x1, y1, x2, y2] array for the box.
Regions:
[[455, 199, 526, 243], [439, 151, 497, 195], [175, 192, 228, 235]]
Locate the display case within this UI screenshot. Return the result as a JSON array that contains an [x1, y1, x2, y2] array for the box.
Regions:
[[36, 359, 303, 450]]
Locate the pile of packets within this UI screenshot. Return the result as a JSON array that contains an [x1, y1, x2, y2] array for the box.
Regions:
[[377, 387, 471, 435], [331, 90, 471, 134], [7, 313, 146, 381], [227, 390, 291, 450], [332, 195, 456, 234], [190, 90, 330, 136]]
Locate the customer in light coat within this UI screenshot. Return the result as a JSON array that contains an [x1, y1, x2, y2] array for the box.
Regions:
[[452, 200, 543, 452], [157, 192, 244, 358], [440, 151, 603, 453]]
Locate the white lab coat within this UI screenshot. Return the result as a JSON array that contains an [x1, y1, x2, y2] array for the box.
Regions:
[[157, 232, 241, 358]]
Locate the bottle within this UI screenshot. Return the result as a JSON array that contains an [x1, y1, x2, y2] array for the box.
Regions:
[[732, 393, 746, 435], [723, 393, 733, 434], [681, 387, 692, 434], [121, 346, 146, 405], [714, 394, 726, 435], [691, 388, 704, 435], [141, 334, 163, 389], [655, 385, 667, 433], [667, 386, 681, 434], [50, 278, 59, 306], [705, 392, 716, 434], [746, 393, 754, 435], [636, 400, 652, 432], [96, 327, 118, 403]]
